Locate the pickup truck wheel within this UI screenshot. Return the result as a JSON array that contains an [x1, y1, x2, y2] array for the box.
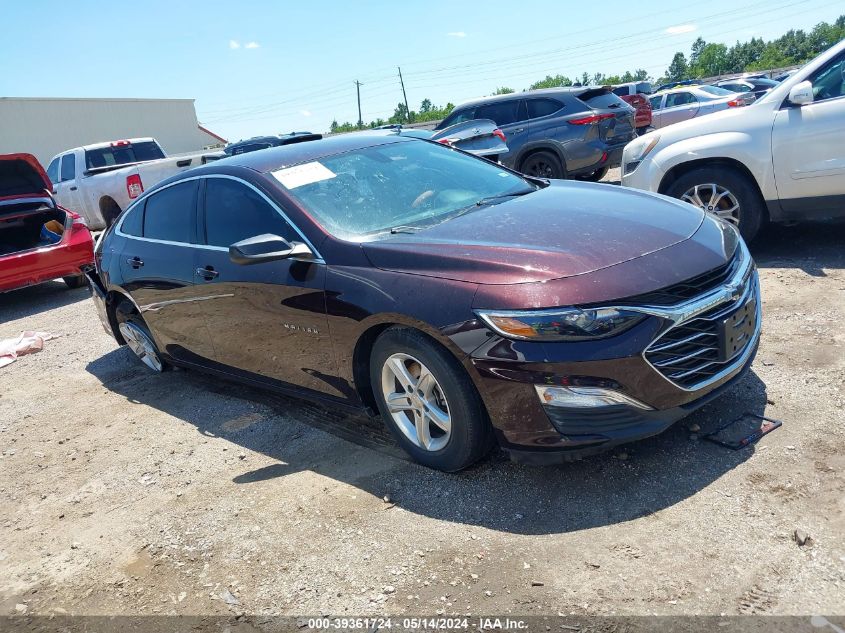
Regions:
[[520, 151, 565, 180], [100, 198, 123, 228], [63, 275, 88, 289], [666, 167, 765, 242]]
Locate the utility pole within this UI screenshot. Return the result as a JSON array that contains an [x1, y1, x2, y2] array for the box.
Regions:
[[355, 80, 363, 128], [398, 67, 411, 124]]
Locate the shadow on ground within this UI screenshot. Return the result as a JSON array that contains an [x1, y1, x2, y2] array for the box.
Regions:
[[0, 281, 90, 322], [87, 345, 767, 536], [751, 221, 845, 276]]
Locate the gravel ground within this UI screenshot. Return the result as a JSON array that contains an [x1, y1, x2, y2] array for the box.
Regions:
[[0, 220, 843, 619]]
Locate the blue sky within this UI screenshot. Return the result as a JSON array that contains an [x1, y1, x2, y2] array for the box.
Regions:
[[1, 0, 842, 142]]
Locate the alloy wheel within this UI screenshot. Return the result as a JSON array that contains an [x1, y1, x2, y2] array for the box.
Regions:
[[119, 321, 164, 372], [380, 353, 451, 452], [681, 183, 741, 226], [524, 159, 555, 178]]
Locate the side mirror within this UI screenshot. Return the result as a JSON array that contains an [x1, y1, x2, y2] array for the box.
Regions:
[[787, 80, 814, 106], [229, 233, 313, 265]]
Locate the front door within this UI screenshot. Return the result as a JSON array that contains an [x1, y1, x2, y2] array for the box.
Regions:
[[194, 176, 339, 397], [659, 91, 700, 127], [771, 50, 845, 218], [117, 179, 215, 363]]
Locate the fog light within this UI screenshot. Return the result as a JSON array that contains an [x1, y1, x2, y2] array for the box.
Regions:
[[534, 385, 652, 410], [623, 160, 641, 175]]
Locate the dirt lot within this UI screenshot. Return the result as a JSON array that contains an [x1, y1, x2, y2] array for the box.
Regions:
[[1, 218, 843, 620]]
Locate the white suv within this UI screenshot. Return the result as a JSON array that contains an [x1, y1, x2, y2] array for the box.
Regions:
[[622, 40, 845, 241]]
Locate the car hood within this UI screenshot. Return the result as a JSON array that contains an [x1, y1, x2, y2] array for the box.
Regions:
[[361, 181, 704, 285], [0, 153, 55, 217]]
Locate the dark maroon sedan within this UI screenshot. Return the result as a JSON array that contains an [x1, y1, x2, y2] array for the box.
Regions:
[[88, 134, 760, 471]]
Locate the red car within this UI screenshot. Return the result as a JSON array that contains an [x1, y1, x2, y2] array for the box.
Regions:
[[0, 153, 94, 293], [612, 82, 654, 134]]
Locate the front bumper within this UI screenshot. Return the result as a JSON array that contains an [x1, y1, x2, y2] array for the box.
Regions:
[[469, 244, 762, 461]]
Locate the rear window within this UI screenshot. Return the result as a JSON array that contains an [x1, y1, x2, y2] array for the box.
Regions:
[[142, 181, 196, 243], [612, 86, 628, 96], [527, 98, 563, 119], [699, 86, 736, 97], [476, 100, 526, 126], [635, 82, 652, 94], [84, 141, 165, 171], [578, 89, 626, 110]]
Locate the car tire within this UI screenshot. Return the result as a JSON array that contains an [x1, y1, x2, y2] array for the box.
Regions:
[[370, 327, 493, 472], [519, 151, 565, 180], [575, 166, 609, 182], [665, 167, 765, 242], [63, 274, 88, 289], [115, 301, 170, 373]]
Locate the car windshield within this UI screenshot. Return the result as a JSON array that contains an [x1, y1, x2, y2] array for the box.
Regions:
[[278, 139, 536, 241], [698, 85, 736, 97]]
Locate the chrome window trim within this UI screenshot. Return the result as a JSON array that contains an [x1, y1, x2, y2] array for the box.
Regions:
[[114, 173, 325, 263]]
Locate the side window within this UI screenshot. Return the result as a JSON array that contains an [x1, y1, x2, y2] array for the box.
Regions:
[[808, 53, 845, 101], [204, 178, 297, 248], [60, 154, 75, 182], [666, 92, 697, 108], [527, 98, 564, 119], [649, 95, 663, 110], [120, 202, 144, 237], [476, 100, 523, 126], [143, 181, 197, 243], [46, 158, 59, 184], [440, 107, 477, 128], [612, 86, 628, 97]]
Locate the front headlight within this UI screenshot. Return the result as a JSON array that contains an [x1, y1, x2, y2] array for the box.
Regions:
[[476, 307, 646, 342], [626, 134, 660, 163]]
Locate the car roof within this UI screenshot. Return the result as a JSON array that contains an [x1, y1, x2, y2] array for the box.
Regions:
[[454, 87, 593, 108], [214, 133, 415, 173]]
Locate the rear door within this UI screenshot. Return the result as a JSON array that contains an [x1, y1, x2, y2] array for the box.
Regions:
[[771, 50, 845, 217], [193, 176, 340, 396], [660, 91, 700, 126], [116, 179, 215, 362], [524, 97, 566, 148], [475, 99, 528, 157]]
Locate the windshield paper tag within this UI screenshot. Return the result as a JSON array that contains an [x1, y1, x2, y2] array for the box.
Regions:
[[272, 162, 336, 189]]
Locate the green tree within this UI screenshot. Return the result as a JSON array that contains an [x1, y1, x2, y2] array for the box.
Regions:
[[419, 98, 432, 113], [492, 86, 515, 94], [667, 52, 688, 81], [690, 37, 706, 67], [528, 74, 572, 89]]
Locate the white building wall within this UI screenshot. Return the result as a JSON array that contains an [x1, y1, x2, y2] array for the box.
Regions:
[[0, 98, 224, 167]]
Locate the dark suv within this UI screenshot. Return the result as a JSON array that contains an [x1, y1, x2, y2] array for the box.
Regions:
[[435, 87, 636, 181]]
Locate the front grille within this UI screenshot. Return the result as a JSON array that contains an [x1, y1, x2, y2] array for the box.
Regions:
[[644, 274, 759, 390], [618, 252, 741, 307]]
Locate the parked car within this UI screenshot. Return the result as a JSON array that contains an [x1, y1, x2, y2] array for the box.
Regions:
[[711, 77, 780, 99], [45, 138, 221, 231], [374, 120, 509, 163], [654, 79, 698, 92], [622, 39, 845, 242], [435, 87, 636, 182], [223, 132, 323, 156], [612, 83, 654, 134], [773, 69, 798, 82], [647, 85, 755, 129], [89, 134, 760, 471], [1, 153, 94, 292]]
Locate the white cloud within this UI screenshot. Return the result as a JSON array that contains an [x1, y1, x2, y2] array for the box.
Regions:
[[300, 109, 312, 117], [245, 41, 260, 49], [447, 31, 466, 38], [229, 40, 240, 49], [665, 24, 697, 35]]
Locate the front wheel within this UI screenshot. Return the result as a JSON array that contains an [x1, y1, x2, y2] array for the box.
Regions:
[[520, 151, 565, 180], [665, 167, 765, 242], [370, 328, 492, 472]]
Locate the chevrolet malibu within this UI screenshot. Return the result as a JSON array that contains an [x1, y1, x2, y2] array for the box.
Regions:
[[88, 135, 761, 471]]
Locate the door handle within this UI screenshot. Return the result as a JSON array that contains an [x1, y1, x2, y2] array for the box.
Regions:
[[69, 186, 78, 191], [196, 266, 219, 280], [512, 127, 525, 133], [126, 257, 144, 268]]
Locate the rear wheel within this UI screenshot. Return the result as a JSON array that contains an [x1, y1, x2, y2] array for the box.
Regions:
[[520, 151, 565, 179], [115, 302, 169, 373], [100, 198, 123, 228], [665, 167, 765, 242], [63, 274, 88, 289], [370, 328, 492, 472]]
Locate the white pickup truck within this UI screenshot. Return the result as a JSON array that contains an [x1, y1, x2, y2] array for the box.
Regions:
[[44, 138, 222, 230]]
